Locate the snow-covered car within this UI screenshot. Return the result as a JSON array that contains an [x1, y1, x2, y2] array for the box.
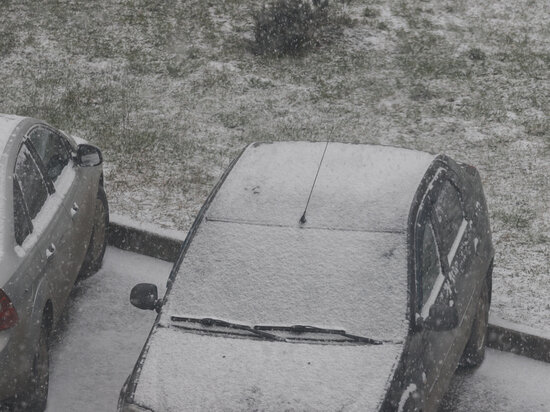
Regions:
[[119, 142, 494, 412], [0, 114, 108, 410]]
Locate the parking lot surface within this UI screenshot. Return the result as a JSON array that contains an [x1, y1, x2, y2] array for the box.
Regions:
[[46, 248, 171, 412], [441, 349, 550, 411], [45, 248, 550, 411]]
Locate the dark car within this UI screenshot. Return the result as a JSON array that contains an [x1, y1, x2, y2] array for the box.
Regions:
[[119, 142, 493, 412], [0, 114, 109, 410]]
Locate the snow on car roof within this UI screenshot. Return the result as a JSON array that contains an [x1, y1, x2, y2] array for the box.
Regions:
[[207, 141, 435, 232], [0, 114, 24, 157]]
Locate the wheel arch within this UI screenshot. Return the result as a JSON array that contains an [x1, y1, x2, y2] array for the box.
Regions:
[[42, 300, 54, 335]]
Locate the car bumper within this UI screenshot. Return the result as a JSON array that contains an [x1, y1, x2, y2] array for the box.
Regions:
[[0, 327, 35, 403]]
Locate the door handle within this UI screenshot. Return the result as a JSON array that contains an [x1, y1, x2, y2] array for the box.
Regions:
[[46, 243, 56, 260], [71, 202, 79, 217]]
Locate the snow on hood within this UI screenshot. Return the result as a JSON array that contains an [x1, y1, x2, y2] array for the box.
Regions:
[[207, 142, 434, 231], [133, 327, 403, 412], [164, 220, 408, 342]]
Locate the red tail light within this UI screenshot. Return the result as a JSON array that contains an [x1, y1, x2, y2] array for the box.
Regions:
[[0, 289, 18, 331]]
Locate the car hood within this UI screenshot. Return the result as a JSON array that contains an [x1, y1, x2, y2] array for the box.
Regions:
[[131, 326, 403, 412]]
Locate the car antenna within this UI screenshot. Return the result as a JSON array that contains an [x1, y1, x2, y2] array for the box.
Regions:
[[300, 127, 333, 225]]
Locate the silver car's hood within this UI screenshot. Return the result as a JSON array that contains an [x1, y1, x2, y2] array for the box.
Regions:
[[132, 326, 403, 412]]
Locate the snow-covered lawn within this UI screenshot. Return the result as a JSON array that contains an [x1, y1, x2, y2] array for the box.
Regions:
[[46, 248, 171, 412], [0, 0, 548, 330]]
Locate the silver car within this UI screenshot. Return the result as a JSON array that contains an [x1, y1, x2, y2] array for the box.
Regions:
[[0, 114, 109, 410]]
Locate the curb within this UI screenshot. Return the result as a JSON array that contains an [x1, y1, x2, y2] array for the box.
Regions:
[[108, 220, 182, 263], [486, 317, 550, 363], [107, 219, 550, 364]]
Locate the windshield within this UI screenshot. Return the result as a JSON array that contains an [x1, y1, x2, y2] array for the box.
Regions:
[[163, 220, 410, 342]]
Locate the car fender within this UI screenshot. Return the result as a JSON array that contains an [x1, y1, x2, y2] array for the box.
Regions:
[[31, 274, 53, 335]]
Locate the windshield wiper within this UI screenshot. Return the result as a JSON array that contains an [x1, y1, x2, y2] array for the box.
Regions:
[[253, 324, 383, 345], [170, 316, 286, 342]]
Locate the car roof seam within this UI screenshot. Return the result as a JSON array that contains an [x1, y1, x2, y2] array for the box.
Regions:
[[204, 216, 406, 234]]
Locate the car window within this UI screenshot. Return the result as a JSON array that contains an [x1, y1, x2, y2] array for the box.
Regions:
[[14, 144, 49, 220], [433, 181, 463, 257], [13, 178, 32, 246], [28, 127, 71, 183], [418, 221, 442, 308]]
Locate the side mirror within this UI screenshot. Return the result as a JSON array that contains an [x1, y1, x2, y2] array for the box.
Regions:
[[130, 283, 161, 312], [423, 304, 459, 331], [76, 144, 102, 167]]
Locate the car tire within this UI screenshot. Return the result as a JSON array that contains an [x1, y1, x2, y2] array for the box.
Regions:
[[20, 323, 49, 412], [459, 272, 490, 368], [79, 185, 109, 278]]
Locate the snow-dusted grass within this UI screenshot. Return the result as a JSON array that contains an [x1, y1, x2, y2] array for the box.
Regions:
[[0, 0, 548, 330]]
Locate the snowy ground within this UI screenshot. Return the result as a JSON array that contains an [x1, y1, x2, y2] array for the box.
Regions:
[[46, 248, 172, 412], [440, 350, 550, 411], [0, 0, 548, 331], [44, 247, 549, 411]]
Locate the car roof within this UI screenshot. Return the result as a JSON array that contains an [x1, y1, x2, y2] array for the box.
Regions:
[[0, 114, 25, 157], [163, 142, 436, 341], [207, 141, 436, 232]]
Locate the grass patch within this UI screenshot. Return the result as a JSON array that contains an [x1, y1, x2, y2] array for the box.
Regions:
[[252, 0, 353, 55], [493, 207, 536, 230], [363, 6, 380, 18]]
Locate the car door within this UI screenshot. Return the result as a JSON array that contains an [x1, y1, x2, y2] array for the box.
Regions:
[[427, 177, 479, 397], [27, 126, 94, 283], [14, 142, 73, 320], [418, 176, 475, 409]]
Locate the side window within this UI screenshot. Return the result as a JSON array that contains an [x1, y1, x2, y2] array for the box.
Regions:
[[28, 127, 71, 183], [433, 181, 463, 257], [14, 144, 49, 220], [13, 178, 32, 246], [418, 221, 442, 308]]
